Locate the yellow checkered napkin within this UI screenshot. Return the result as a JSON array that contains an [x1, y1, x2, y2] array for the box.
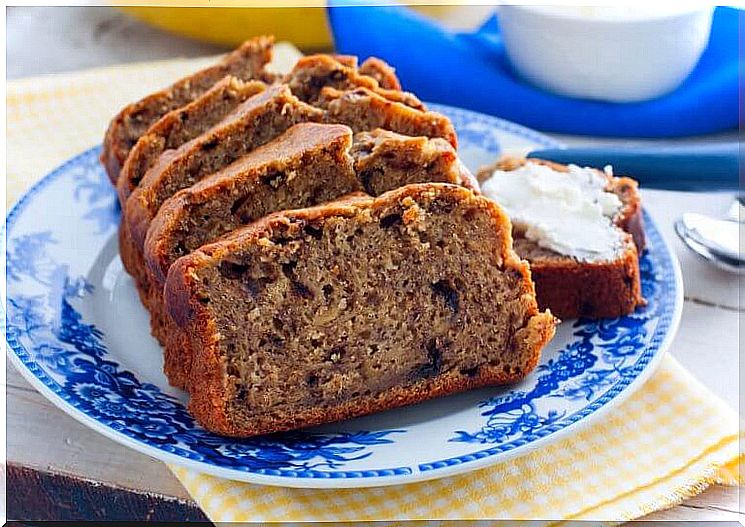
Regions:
[[169, 355, 741, 523], [7, 56, 742, 524]]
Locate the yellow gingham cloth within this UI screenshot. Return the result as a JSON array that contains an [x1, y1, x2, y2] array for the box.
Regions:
[[7, 54, 742, 523]]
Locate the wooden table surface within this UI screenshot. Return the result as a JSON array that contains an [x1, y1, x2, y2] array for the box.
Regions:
[[6, 6, 743, 524]]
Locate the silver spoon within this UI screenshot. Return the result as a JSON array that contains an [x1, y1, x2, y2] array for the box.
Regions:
[[675, 197, 744, 274]]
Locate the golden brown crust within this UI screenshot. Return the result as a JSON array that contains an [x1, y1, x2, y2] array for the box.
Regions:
[[476, 156, 645, 319], [609, 176, 645, 253], [331, 54, 358, 68], [165, 183, 555, 436], [121, 219, 194, 389], [193, 363, 542, 437], [119, 220, 150, 304], [116, 77, 267, 206], [330, 55, 404, 91], [101, 36, 274, 184]]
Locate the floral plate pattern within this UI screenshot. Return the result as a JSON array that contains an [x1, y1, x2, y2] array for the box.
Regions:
[[4, 105, 683, 488]]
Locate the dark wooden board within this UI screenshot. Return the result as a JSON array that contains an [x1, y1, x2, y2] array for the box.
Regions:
[[7, 463, 210, 523]]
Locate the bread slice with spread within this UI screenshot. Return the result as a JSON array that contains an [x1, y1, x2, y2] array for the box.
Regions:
[[478, 156, 645, 319]]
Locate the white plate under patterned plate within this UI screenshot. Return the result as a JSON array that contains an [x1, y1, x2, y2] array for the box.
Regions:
[[4, 104, 683, 488]]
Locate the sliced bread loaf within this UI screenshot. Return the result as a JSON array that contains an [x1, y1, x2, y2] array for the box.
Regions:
[[478, 156, 645, 319], [146, 123, 359, 389], [102, 36, 274, 184], [116, 77, 267, 205], [146, 123, 360, 285], [164, 183, 556, 436], [126, 83, 460, 253]]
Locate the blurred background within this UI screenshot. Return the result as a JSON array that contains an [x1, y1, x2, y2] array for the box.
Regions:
[[6, 6, 490, 77], [8, 4, 739, 143]]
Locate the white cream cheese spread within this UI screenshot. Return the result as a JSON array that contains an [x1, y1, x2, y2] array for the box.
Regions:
[[482, 162, 624, 262]]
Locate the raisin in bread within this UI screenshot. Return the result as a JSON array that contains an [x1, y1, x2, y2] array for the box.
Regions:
[[478, 156, 645, 319], [164, 183, 556, 436], [102, 36, 274, 183]]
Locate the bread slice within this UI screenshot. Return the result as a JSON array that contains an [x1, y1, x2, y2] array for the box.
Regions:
[[144, 124, 478, 390], [118, 84, 323, 332], [477, 156, 645, 319], [284, 54, 422, 109], [101, 36, 274, 184], [351, 129, 475, 195], [164, 183, 556, 436], [119, 83, 462, 360], [321, 87, 457, 149], [116, 77, 267, 205], [144, 124, 355, 388]]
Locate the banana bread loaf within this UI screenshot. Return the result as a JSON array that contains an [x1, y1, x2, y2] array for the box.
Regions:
[[102, 36, 274, 184], [119, 82, 462, 362], [164, 183, 556, 436], [116, 55, 412, 207], [147, 126, 477, 286], [478, 156, 645, 319]]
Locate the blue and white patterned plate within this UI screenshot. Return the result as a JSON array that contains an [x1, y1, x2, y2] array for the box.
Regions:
[[4, 105, 683, 488]]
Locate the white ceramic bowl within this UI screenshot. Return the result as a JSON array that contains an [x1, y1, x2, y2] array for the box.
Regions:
[[498, 5, 714, 103]]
